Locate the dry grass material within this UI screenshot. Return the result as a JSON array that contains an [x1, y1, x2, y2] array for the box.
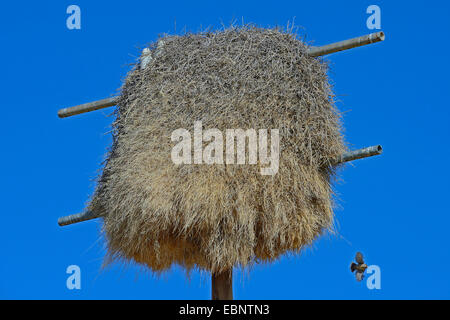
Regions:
[[89, 26, 347, 273]]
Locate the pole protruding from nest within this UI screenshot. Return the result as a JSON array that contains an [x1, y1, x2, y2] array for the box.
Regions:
[[57, 210, 97, 226], [308, 31, 385, 57], [57, 97, 117, 118], [56, 31, 385, 118], [333, 145, 383, 165], [212, 269, 233, 300], [57, 145, 383, 226]]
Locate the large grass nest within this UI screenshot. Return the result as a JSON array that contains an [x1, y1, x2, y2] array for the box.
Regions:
[[89, 26, 347, 274]]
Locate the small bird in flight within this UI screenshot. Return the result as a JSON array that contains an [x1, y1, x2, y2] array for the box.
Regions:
[[350, 252, 368, 281]]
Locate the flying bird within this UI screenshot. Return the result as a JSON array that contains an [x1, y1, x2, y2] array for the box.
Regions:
[[350, 252, 368, 281]]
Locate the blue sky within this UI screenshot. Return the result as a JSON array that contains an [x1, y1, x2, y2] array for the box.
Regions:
[[1, 0, 449, 299]]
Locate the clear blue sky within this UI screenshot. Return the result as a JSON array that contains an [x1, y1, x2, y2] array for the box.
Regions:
[[1, 0, 449, 299]]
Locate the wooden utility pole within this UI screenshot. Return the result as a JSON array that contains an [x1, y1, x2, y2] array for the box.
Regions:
[[212, 269, 233, 300]]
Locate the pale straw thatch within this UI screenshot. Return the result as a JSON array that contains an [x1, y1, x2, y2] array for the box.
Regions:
[[89, 25, 347, 273]]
